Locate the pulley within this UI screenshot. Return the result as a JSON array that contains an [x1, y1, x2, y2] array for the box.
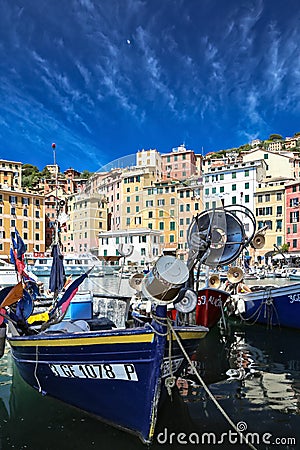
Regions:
[[174, 288, 198, 313]]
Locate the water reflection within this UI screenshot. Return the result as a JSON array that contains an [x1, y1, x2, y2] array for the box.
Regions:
[[175, 321, 300, 449]]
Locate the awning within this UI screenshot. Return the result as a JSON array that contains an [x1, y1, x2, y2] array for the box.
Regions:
[[99, 256, 122, 262], [272, 253, 291, 260], [264, 251, 275, 258]]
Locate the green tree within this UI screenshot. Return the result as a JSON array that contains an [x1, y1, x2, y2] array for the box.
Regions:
[[40, 167, 52, 179], [238, 144, 251, 152], [81, 170, 94, 179], [22, 164, 41, 188], [269, 134, 283, 141], [279, 243, 289, 253]]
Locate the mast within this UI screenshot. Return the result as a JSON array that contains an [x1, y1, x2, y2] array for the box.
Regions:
[[49, 143, 66, 300], [52, 142, 59, 246]]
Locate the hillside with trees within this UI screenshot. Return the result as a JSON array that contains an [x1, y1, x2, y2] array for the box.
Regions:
[[21, 164, 93, 188]]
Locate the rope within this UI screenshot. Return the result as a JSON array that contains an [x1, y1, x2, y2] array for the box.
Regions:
[[146, 312, 169, 336], [34, 345, 42, 393], [220, 302, 227, 332], [167, 319, 258, 450], [235, 287, 281, 329], [164, 327, 176, 397], [146, 322, 169, 336]]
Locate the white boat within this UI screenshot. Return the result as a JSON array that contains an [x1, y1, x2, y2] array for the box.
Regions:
[[0, 259, 18, 286], [116, 266, 141, 278], [288, 269, 300, 281], [26, 253, 104, 278]]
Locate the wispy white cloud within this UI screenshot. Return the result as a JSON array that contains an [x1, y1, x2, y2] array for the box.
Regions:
[[135, 25, 176, 112], [28, 49, 95, 131], [264, 22, 287, 95], [0, 78, 102, 167], [76, 0, 95, 12], [1, 0, 300, 167], [238, 0, 264, 50], [75, 61, 92, 86]]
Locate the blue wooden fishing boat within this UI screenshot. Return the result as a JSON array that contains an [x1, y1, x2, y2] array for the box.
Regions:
[[8, 304, 207, 443], [3, 239, 209, 443], [230, 283, 300, 329]]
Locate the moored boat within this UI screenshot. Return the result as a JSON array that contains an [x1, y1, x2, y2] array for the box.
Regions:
[[0, 259, 19, 286], [195, 287, 230, 328], [4, 253, 209, 444], [228, 283, 300, 329], [288, 269, 300, 281], [8, 304, 207, 443], [26, 252, 104, 277]]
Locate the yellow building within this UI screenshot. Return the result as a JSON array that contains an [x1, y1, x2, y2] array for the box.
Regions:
[[0, 159, 22, 190], [134, 178, 203, 259], [121, 166, 159, 229], [141, 180, 180, 254], [177, 179, 203, 260], [0, 186, 45, 258]]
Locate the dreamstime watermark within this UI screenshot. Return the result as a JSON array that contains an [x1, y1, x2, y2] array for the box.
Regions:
[[157, 421, 297, 446]]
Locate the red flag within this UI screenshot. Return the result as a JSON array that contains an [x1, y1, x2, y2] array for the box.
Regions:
[[0, 308, 6, 326], [11, 229, 26, 277]]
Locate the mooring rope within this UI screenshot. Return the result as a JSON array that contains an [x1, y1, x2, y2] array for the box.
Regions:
[[34, 345, 42, 393], [234, 287, 281, 330], [167, 319, 258, 450]]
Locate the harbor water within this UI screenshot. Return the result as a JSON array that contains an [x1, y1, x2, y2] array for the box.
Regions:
[[0, 275, 299, 449]]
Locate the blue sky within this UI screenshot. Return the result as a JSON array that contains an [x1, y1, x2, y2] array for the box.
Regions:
[[0, 0, 299, 172]]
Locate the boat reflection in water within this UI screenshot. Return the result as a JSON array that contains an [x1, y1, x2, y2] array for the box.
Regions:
[[170, 322, 300, 448]]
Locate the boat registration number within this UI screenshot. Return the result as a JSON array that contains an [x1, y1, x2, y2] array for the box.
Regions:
[[288, 294, 300, 303], [48, 363, 138, 381]]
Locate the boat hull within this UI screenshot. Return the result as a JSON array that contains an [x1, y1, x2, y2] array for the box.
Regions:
[[196, 287, 230, 328], [288, 274, 300, 281], [0, 269, 18, 286], [232, 282, 300, 329], [9, 326, 207, 443]]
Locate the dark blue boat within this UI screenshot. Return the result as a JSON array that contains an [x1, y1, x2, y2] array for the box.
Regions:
[[231, 282, 300, 329], [5, 252, 209, 444], [8, 308, 207, 443]]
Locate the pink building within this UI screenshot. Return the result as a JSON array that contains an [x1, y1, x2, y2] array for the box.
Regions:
[[285, 181, 300, 252], [162, 145, 197, 181]]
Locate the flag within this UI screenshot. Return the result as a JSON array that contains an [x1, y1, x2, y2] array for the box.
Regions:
[[11, 229, 26, 276], [9, 248, 15, 265], [51, 269, 91, 316], [0, 282, 23, 308], [0, 307, 6, 326], [8, 290, 33, 323], [0, 286, 16, 304], [49, 244, 66, 293], [23, 280, 40, 300], [14, 229, 27, 259]]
